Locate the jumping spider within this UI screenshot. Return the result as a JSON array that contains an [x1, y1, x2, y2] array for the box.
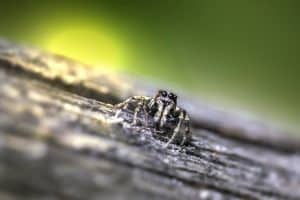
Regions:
[[114, 90, 191, 146]]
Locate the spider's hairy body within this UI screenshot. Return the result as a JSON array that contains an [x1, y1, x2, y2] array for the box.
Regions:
[[114, 90, 191, 146]]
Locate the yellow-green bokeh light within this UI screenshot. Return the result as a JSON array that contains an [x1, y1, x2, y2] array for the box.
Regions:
[[40, 22, 125, 70]]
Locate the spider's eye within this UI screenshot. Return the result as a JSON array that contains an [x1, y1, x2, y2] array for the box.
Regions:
[[159, 90, 167, 97], [168, 93, 177, 101]]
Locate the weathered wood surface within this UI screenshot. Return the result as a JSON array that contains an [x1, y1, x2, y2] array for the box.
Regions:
[[0, 40, 300, 200]]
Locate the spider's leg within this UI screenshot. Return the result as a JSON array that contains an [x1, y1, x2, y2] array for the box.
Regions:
[[164, 110, 185, 147], [132, 97, 146, 125], [114, 96, 138, 118], [180, 111, 190, 146], [114, 99, 129, 118], [115, 97, 137, 109]]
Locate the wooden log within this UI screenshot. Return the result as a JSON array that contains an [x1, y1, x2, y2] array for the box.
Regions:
[[0, 39, 300, 200]]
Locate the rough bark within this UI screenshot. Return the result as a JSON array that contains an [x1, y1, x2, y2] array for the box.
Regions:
[[0, 39, 300, 200]]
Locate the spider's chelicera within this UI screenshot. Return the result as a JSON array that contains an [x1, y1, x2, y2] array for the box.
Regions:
[[114, 90, 191, 146]]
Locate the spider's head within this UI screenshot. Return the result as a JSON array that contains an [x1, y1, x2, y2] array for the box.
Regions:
[[155, 90, 177, 106]]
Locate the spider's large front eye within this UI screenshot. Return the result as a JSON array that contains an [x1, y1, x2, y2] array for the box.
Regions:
[[168, 93, 177, 101], [159, 90, 167, 97]]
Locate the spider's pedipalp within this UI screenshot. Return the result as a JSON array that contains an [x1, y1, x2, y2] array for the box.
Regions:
[[159, 101, 176, 128], [153, 100, 165, 128]]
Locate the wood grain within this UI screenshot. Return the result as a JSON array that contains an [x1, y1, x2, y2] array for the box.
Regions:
[[0, 40, 300, 200]]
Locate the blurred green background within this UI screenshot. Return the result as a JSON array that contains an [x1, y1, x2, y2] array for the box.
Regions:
[[0, 0, 299, 132]]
